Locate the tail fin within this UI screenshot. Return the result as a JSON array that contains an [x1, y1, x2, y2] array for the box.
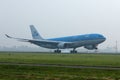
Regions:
[[30, 25, 44, 40]]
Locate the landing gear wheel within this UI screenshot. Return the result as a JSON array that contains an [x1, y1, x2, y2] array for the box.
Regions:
[[54, 50, 61, 53], [70, 50, 77, 53]]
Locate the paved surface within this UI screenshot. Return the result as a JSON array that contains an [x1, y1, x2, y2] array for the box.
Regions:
[[0, 62, 120, 70]]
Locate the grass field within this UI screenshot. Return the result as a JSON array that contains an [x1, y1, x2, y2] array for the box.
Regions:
[[0, 64, 120, 80], [0, 52, 120, 80], [0, 52, 120, 67]]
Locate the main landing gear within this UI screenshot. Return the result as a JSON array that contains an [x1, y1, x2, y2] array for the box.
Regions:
[[54, 49, 61, 53], [94, 48, 98, 53], [70, 50, 77, 53], [54, 48, 77, 53], [70, 48, 77, 53]]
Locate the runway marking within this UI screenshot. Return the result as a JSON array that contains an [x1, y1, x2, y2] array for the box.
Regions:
[[0, 62, 120, 70]]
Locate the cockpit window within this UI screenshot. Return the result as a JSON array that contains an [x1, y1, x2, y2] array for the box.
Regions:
[[98, 35, 103, 37]]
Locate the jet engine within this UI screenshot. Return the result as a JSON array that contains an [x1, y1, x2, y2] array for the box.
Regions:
[[57, 42, 67, 49], [84, 45, 98, 50]]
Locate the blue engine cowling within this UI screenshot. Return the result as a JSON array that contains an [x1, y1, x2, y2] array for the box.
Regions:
[[84, 45, 98, 50], [57, 42, 67, 49]]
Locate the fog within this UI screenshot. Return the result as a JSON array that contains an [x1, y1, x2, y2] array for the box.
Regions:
[[0, 0, 120, 50]]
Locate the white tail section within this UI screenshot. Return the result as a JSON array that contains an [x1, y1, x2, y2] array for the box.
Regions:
[[30, 25, 43, 40]]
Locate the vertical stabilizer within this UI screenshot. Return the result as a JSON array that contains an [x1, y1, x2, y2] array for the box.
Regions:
[[30, 25, 43, 40]]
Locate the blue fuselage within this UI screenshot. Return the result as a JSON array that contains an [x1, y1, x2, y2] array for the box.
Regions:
[[47, 34, 106, 49], [49, 34, 105, 42]]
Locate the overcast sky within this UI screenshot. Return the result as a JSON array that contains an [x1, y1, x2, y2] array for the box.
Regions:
[[0, 0, 120, 50]]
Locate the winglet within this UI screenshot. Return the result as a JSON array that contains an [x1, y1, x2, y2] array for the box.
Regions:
[[5, 34, 12, 38]]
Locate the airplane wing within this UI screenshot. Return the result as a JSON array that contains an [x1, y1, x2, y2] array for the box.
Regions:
[[5, 34, 59, 43], [5, 34, 30, 42], [5, 34, 61, 46], [5, 34, 74, 49]]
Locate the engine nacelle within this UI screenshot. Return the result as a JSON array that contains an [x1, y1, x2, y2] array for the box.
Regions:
[[84, 45, 98, 50], [57, 42, 67, 49]]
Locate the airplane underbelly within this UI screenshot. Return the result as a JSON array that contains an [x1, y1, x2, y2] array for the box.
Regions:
[[71, 39, 104, 48], [40, 44, 57, 49]]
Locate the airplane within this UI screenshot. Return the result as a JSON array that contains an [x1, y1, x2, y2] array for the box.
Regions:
[[5, 25, 106, 53]]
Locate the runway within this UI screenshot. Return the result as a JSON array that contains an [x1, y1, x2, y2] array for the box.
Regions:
[[0, 62, 120, 70]]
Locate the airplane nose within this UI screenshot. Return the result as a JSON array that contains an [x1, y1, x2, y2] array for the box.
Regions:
[[102, 37, 106, 42]]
